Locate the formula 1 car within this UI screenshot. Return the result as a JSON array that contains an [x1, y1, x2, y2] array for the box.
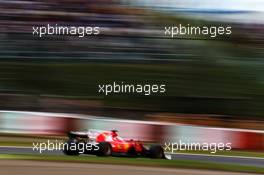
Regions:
[[63, 129, 165, 159]]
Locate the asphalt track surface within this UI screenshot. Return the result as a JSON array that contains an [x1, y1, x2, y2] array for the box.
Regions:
[[0, 160, 259, 175], [0, 146, 263, 168]]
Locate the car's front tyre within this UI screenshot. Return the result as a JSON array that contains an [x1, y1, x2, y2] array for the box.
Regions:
[[148, 145, 165, 159]]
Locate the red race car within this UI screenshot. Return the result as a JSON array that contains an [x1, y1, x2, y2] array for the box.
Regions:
[[63, 129, 165, 159]]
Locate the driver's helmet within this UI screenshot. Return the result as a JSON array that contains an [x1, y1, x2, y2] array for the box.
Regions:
[[110, 130, 118, 137]]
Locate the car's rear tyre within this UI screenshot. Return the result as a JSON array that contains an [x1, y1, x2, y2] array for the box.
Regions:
[[148, 145, 164, 159], [63, 139, 80, 156], [96, 142, 112, 157]]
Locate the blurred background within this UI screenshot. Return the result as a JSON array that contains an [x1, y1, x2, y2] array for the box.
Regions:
[[0, 0, 263, 152]]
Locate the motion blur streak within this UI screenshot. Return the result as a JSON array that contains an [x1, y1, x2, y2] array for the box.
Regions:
[[0, 0, 263, 174], [0, 160, 257, 175], [0, 0, 264, 119], [0, 111, 263, 151]]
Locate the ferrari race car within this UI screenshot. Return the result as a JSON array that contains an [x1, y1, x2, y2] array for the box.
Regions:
[[63, 129, 165, 159]]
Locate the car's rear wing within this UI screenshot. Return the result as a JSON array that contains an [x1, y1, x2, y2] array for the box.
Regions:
[[68, 131, 89, 138]]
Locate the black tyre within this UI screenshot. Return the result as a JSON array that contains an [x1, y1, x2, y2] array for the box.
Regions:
[[148, 145, 164, 159], [96, 142, 112, 157], [63, 139, 80, 156]]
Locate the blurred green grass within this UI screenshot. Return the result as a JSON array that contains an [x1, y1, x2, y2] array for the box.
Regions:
[[170, 150, 264, 158], [0, 60, 264, 117]]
